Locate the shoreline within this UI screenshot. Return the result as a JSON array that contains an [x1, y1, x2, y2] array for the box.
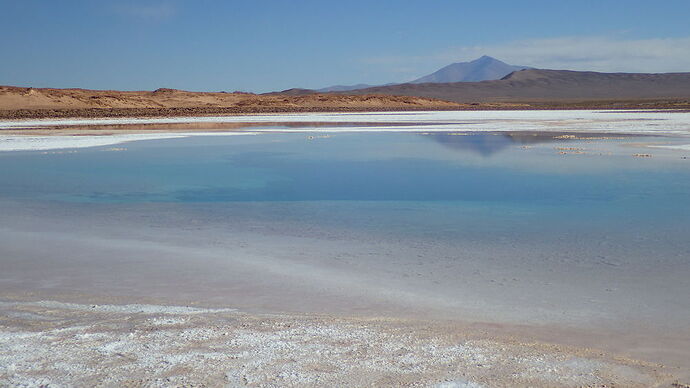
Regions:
[[0, 296, 682, 387], [1, 100, 690, 120], [3, 284, 689, 376], [2, 192, 689, 383], [2, 109, 690, 152]]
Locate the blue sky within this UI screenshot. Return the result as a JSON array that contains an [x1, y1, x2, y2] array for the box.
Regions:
[[2, 0, 690, 92]]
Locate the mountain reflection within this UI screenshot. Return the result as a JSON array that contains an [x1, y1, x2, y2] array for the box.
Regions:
[[424, 132, 561, 156]]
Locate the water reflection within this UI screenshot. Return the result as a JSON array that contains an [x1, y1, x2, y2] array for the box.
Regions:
[[424, 132, 564, 156]]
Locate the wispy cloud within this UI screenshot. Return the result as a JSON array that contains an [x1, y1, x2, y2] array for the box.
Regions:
[[363, 36, 690, 80], [113, 1, 177, 22]]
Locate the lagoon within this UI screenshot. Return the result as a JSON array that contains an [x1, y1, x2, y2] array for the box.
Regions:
[[1, 111, 690, 385]]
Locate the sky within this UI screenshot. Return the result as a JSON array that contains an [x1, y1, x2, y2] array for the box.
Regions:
[[1, 0, 690, 93]]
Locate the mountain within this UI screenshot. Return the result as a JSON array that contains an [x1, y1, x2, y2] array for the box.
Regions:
[[292, 56, 526, 93], [411, 55, 529, 83], [341, 69, 690, 102]]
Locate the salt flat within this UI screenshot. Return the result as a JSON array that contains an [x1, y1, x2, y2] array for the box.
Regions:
[[1, 110, 689, 130], [0, 299, 670, 387], [1, 110, 689, 152]]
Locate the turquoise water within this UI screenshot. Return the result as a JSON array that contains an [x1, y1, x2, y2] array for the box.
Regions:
[[2, 131, 690, 329], [2, 131, 690, 261], [1, 132, 689, 223]]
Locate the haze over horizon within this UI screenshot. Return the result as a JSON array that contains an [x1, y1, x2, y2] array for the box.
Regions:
[[2, 0, 690, 93]]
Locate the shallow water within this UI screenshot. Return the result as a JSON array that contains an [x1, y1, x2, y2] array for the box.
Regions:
[[1, 129, 690, 369], [2, 131, 689, 206]]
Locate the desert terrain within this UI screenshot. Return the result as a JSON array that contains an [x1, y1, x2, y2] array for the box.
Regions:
[[0, 86, 465, 119], [3, 69, 690, 121]]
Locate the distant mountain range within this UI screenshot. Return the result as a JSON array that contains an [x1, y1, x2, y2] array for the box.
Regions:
[[276, 62, 690, 103], [313, 56, 527, 92], [343, 68, 690, 102]]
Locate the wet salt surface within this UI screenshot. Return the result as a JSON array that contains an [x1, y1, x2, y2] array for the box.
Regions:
[[1, 110, 690, 151], [0, 126, 689, 383], [0, 300, 237, 315], [0, 131, 259, 152], [1, 110, 689, 132], [0, 299, 667, 387]]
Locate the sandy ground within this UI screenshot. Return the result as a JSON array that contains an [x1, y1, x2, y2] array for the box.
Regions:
[[0, 299, 677, 387]]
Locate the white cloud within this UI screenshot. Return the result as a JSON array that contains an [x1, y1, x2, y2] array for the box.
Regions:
[[363, 36, 690, 80]]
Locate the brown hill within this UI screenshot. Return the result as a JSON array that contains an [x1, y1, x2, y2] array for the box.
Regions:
[[339, 69, 690, 103], [0, 86, 462, 119]]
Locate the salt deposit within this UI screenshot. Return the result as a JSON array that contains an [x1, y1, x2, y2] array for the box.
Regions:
[[1, 110, 689, 151]]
